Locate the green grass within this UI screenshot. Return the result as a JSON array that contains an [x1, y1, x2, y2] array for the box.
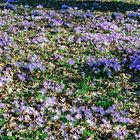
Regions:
[[0, 117, 5, 128]]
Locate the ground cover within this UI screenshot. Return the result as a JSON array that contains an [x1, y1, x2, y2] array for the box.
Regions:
[[0, 1, 140, 139]]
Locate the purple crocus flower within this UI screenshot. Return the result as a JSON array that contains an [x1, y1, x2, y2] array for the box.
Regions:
[[54, 54, 64, 60], [32, 36, 47, 44], [43, 80, 55, 90], [52, 19, 64, 26], [126, 48, 134, 54], [0, 103, 5, 108], [32, 10, 46, 16], [95, 22, 119, 31], [0, 20, 6, 26], [43, 97, 57, 107], [95, 106, 106, 115], [106, 105, 116, 113], [135, 133, 140, 139], [18, 115, 24, 121], [36, 116, 44, 124], [130, 51, 140, 70], [0, 76, 9, 83], [66, 114, 76, 121], [39, 88, 47, 94], [112, 13, 122, 20], [29, 123, 36, 128], [127, 12, 140, 19], [19, 20, 34, 30], [113, 129, 128, 139], [118, 117, 134, 124], [17, 73, 26, 81], [55, 83, 64, 93], [84, 109, 93, 119], [68, 60, 75, 65], [0, 32, 13, 47], [23, 61, 45, 72]]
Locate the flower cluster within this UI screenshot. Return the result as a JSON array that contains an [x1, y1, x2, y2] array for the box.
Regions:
[[43, 80, 64, 93], [0, 32, 13, 48], [0, 20, 6, 26], [130, 51, 140, 71], [14, 55, 46, 72], [87, 57, 121, 76]]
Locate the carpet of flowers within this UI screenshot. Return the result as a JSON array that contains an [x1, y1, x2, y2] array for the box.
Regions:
[[0, 1, 140, 140]]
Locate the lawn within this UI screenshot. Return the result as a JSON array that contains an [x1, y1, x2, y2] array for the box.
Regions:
[[0, 0, 140, 139]]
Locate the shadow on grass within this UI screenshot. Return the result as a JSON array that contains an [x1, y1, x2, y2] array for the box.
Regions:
[[0, 0, 140, 12]]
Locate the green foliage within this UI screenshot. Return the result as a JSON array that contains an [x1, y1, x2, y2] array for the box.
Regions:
[[20, 129, 48, 140], [0, 136, 16, 140], [0, 117, 5, 128], [60, 115, 69, 124], [83, 129, 93, 137], [76, 81, 93, 95], [36, 94, 46, 102], [96, 99, 113, 108]]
